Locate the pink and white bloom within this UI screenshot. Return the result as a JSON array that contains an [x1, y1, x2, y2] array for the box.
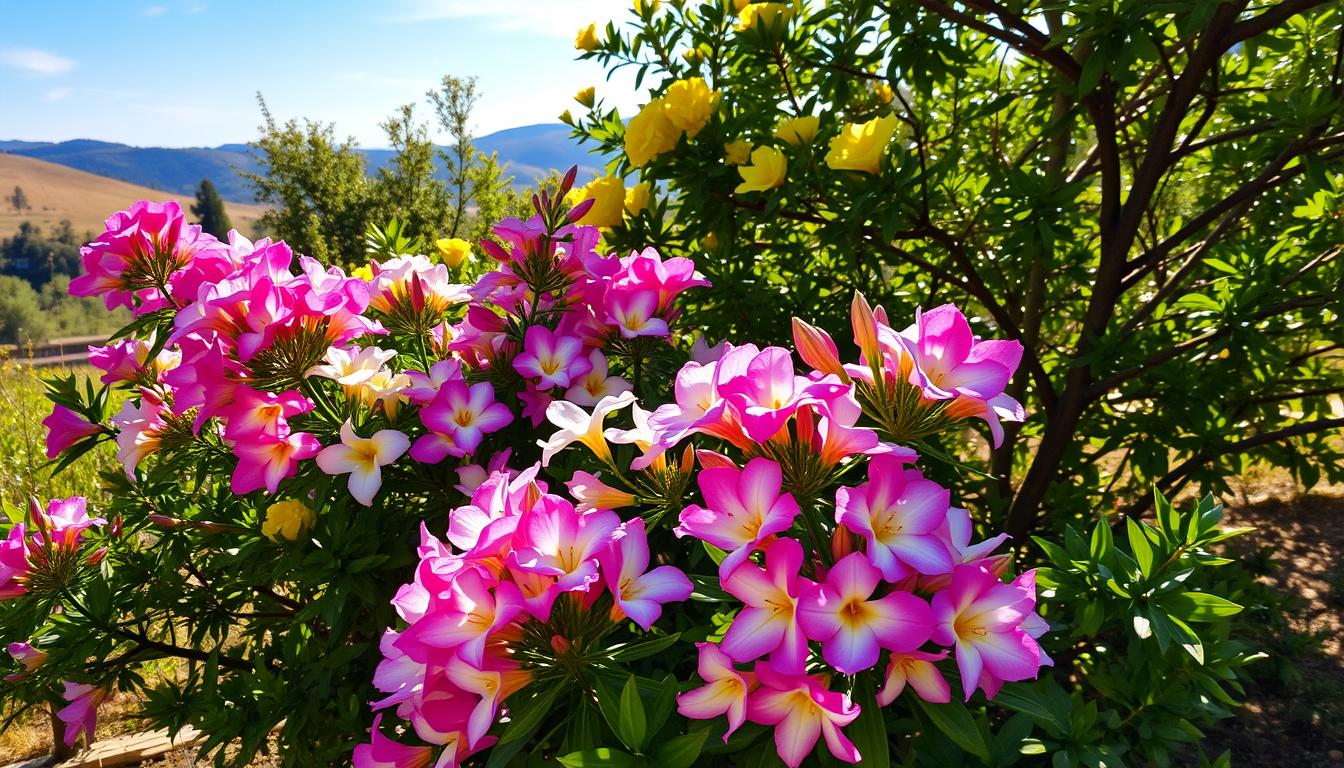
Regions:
[[308, 345, 398, 387], [442, 655, 532, 748], [4, 642, 47, 683], [717, 346, 849, 444], [931, 565, 1051, 701], [509, 498, 620, 594], [676, 642, 754, 740], [797, 552, 933, 674], [835, 456, 952, 581], [231, 430, 322, 495], [43, 405, 102, 459], [599, 517, 692, 630], [607, 289, 669, 338], [565, 471, 636, 512], [36, 496, 106, 546], [512, 325, 591, 389], [720, 538, 813, 675], [316, 421, 410, 506], [56, 682, 108, 747], [404, 359, 465, 404], [537, 391, 636, 466], [878, 650, 951, 705], [747, 662, 861, 768], [676, 457, 799, 578], [398, 568, 524, 667], [110, 392, 171, 477], [412, 380, 513, 462], [563, 350, 632, 406], [353, 714, 434, 768], [220, 386, 313, 440]]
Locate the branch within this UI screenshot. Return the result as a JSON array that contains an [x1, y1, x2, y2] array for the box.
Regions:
[[1226, 0, 1338, 45], [910, 0, 1081, 81]]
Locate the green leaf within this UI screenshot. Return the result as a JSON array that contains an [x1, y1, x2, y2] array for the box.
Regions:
[[556, 748, 637, 767], [607, 632, 681, 662], [912, 696, 989, 761], [495, 684, 560, 746], [1154, 591, 1244, 622], [617, 674, 648, 751], [653, 730, 709, 768], [847, 673, 890, 768], [1089, 517, 1114, 563], [702, 540, 729, 565], [1126, 517, 1156, 578]]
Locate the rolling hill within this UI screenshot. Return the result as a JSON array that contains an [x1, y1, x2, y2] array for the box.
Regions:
[[0, 123, 607, 205], [0, 153, 266, 239]]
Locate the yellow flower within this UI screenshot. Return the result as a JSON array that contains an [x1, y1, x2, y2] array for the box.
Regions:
[[262, 500, 315, 542], [559, 109, 575, 125], [773, 115, 819, 146], [350, 264, 373, 282], [625, 99, 681, 167], [575, 86, 596, 108], [625, 181, 651, 216], [435, 237, 472, 269], [873, 81, 895, 104], [733, 0, 752, 10], [702, 231, 720, 251], [735, 146, 787, 193], [682, 47, 704, 64], [573, 175, 627, 228], [724, 139, 752, 165], [634, 0, 661, 15], [825, 114, 899, 174], [576, 24, 600, 52], [662, 77, 718, 138], [736, 2, 793, 31]]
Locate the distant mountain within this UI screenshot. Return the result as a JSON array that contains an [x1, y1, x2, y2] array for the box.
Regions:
[[0, 124, 607, 204]]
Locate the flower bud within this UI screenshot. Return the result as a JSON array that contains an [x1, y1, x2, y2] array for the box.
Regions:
[[830, 527, 855, 561], [792, 317, 848, 381], [851, 292, 882, 371], [575, 86, 596, 108]]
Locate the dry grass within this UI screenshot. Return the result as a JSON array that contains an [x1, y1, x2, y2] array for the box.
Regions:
[[0, 154, 264, 239]]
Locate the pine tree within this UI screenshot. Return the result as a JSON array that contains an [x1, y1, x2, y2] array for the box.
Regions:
[[190, 179, 232, 239]]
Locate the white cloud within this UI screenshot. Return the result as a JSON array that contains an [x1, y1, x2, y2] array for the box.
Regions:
[[383, 0, 630, 36], [142, 4, 168, 16], [43, 87, 71, 102], [0, 47, 76, 76]]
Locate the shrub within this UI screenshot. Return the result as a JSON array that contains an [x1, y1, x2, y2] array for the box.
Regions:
[[569, 0, 1344, 541]]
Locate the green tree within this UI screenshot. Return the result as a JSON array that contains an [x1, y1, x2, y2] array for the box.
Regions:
[[427, 75, 526, 240], [0, 221, 81, 286], [575, 0, 1344, 540], [0, 275, 56, 344], [8, 185, 29, 212], [190, 178, 233, 239], [373, 104, 453, 240]]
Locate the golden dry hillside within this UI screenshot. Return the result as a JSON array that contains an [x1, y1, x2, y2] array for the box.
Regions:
[[0, 153, 265, 240]]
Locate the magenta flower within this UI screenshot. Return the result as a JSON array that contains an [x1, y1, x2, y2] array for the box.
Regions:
[[442, 655, 532, 748], [0, 525, 31, 599], [56, 682, 108, 747], [37, 496, 106, 547], [398, 567, 524, 667], [43, 405, 102, 459], [509, 498, 621, 594], [676, 642, 754, 741], [720, 538, 813, 675], [676, 457, 799, 578], [513, 325, 591, 389], [352, 714, 433, 768], [931, 565, 1051, 700], [716, 346, 850, 444], [88, 337, 160, 384], [230, 430, 321, 495], [403, 359, 465, 404], [616, 247, 710, 312], [599, 517, 693, 630], [69, 200, 213, 313], [411, 380, 513, 462], [797, 552, 934, 674], [607, 288, 669, 338], [4, 642, 47, 683], [110, 393, 170, 477], [746, 661, 861, 768], [220, 385, 313, 441], [564, 350, 633, 406], [835, 455, 953, 580], [878, 650, 951, 705]]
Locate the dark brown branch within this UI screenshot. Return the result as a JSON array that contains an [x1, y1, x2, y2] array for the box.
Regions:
[[1226, 0, 1338, 45]]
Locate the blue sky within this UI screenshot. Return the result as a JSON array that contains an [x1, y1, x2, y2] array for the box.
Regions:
[[0, 0, 638, 147]]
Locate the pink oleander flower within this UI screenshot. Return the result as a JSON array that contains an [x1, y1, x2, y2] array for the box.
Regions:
[[835, 455, 953, 581], [717, 346, 849, 444], [563, 350, 632, 406], [404, 359, 465, 404], [353, 714, 433, 768], [878, 649, 951, 705], [69, 200, 216, 313], [797, 552, 934, 674], [0, 525, 31, 599], [4, 642, 47, 683], [636, 344, 760, 469], [720, 538, 813, 675], [931, 565, 1051, 701], [746, 661, 861, 768], [513, 325, 591, 389], [676, 457, 799, 578], [43, 405, 102, 459], [36, 496, 106, 547], [897, 304, 1025, 446], [397, 567, 524, 667], [607, 288, 669, 338], [230, 429, 321, 495], [445, 654, 533, 748], [565, 470, 636, 512], [615, 247, 710, 313], [407, 689, 497, 767], [316, 421, 410, 506], [411, 380, 513, 463], [220, 385, 313, 441], [676, 642, 755, 741], [109, 391, 171, 477], [918, 507, 1011, 592], [537, 391, 636, 466], [368, 253, 471, 317], [56, 682, 108, 747], [600, 517, 693, 630], [88, 336, 177, 384], [509, 497, 621, 594]]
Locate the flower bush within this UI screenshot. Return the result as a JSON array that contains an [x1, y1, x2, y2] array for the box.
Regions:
[[0, 171, 1253, 766]]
